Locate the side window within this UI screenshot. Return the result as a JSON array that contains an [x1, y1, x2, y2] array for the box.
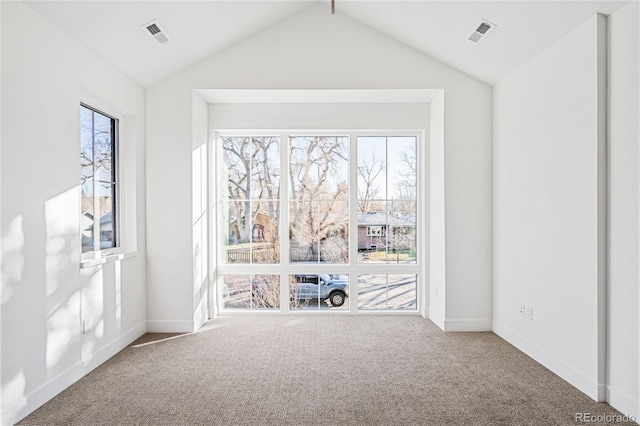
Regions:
[[81, 104, 118, 253]]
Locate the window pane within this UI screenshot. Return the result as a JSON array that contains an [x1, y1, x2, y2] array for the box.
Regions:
[[81, 177, 94, 253], [251, 274, 280, 309], [318, 201, 349, 264], [97, 186, 116, 250], [289, 201, 318, 262], [388, 137, 417, 202], [81, 105, 117, 253], [94, 114, 114, 185], [289, 273, 349, 311], [250, 201, 279, 264], [358, 274, 388, 310], [222, 274, 279, 310], [251, 137, 280, 201], [289, 201, 348, 263], [221, 136, 250, 200], [358, 274, 417, 311], [357, 136, 387, 201], [357, 206, 389, 263], [222, 136, 281, 265], [223, 200, 249, 264], [222, 136, 280, 201], [357, 136, 418, 264], [387, 274, 417, 310], [288, 136, 349, 264], [388, 199, 416, 264], [289, 136, 348, 202]]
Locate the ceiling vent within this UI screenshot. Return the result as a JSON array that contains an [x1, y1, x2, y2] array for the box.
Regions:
[[468, 19, 497, 44], [142, 20, 170, 45]]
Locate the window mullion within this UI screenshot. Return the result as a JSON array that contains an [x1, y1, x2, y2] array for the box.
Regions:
[[280, 132, 290, 313], [349, 132, 359, 312]]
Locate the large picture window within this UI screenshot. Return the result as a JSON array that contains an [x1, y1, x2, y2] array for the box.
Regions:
[[80, 104, 118, 253], [217, 133, 419, 312]]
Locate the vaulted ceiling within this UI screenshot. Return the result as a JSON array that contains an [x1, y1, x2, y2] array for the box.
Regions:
[[25, 0, 628, 87]]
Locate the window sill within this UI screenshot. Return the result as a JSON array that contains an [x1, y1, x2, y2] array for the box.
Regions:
[[80, 251, 138, 269]]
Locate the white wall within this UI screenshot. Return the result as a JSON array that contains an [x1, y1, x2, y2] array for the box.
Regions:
[[429, 92, 446, 328], [146, 3, 492, 332], [192, 94, 209, 331], [0, 3, 147, 424], [608, 1, 640, 419], [209, 102, 429, 130], [493, 14, 607, 401]]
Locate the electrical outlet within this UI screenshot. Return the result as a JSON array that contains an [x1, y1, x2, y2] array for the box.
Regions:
[[526, 307, 534, 321], [435, 287, 439, 297], [519, 304, 525, 316]]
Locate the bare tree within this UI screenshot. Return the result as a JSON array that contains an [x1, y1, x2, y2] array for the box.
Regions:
[[289, 136, 349, 262], [357, 152, 384, 213], [222, 136, 279, 246], [393, 144, 417, 215]]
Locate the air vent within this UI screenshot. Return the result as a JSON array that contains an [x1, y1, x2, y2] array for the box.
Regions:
[[142, 20, 170, 45], [468, 19, 497, 44]]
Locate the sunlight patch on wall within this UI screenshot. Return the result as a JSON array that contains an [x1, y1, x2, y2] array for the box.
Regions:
[[45, 187, 80, 297], [115, 260, 122, 329], [81, 266, 104, 337], [46, 291, 80, 368], [1, 215, 24, 305], [1, 371, 27, 412]]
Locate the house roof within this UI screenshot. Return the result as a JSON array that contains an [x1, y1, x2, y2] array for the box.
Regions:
[[25, 1, 628, 87], [357, 212, 415, 227]]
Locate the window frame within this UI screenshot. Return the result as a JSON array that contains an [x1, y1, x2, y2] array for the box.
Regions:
[[80, 102, 123, 259], [215, 130, 423, 314]]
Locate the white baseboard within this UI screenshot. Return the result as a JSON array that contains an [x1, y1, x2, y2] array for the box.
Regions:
[[607, 385, 640, 423], [429, 309, 445, 331], [146, 319, 195, 333], [1, 322, 147, 426], [445, 318, 492, 332], [421, 307, 429, 319], [82, 323, 147, 371], [492, 320, 602, 401]]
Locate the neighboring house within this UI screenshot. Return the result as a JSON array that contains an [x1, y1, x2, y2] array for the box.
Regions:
[[83, 211, 115, 249], [357, 212, 416, 251], [228, 212, 271, 244]]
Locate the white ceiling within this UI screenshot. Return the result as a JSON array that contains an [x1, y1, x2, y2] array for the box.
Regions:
[[25, 0, 629, 87]]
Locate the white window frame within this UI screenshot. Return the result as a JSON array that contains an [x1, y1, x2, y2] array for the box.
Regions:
[[80, 101, 128, 264], [215, 130, 423, 315]]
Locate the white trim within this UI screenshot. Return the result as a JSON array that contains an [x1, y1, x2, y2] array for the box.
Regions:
[[146, 320, 195, 333], [493, 320, 603, 401], [79, 251, 137, 269], [607, 385, 640, 422], [79, 89, 138, 261], [444, 318, 492, 332], [429, 309, 446, 331], [81, 323, 146, 369], [2, 323, 146, 426], [2, 364, 84, 426]]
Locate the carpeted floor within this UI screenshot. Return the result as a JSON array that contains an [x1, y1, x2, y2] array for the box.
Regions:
[[18, 316, 626, 425]]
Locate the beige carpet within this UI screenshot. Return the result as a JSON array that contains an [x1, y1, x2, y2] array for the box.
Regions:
[[19, 316, 625, 425]]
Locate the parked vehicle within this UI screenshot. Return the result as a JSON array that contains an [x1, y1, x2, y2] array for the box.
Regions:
[[251, 274, 348, 307], [291, 274, 348, 307]]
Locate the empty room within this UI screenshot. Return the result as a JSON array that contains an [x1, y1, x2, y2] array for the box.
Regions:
[[1, 0, 639, 424]]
